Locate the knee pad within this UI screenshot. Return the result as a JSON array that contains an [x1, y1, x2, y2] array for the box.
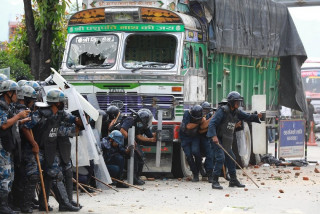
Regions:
[[47, 167, 63, 180], [65, 166, 73, 178], [62, 161, 72, 172], [56, 171, 64, 181]]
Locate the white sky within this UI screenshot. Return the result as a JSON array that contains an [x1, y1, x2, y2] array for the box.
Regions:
[[0, 0, 319, 58]]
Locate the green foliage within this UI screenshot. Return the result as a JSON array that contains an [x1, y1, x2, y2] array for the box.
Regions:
[[8, 22, 30, 65], [8, 0, 72, 73], [0, 51, 33, 80]]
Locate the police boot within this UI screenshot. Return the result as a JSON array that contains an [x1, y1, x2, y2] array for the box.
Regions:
[[229, 174, 245, 188], [133, 175, 145, 185], [20, 176, 38, 213], [133, 166, 145, 185], [212, 175, 223, 190], [52, 181, 80, 212], [192, 173, 199, 182], [207, 170, 214, 183], [31, 194, 39, 209], [65, 168, 82, 209], [199, 165, 206, 177], [116, 181, 129, 188], [9, 184, 22, 212], [0, 190, 18, 214]]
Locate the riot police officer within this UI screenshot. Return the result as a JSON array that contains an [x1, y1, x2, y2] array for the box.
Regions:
[[179, 105, 203, 182], [24, 80, 43, 102], [199, 101, 214, 183], [101, 130, 130, 188], [57, 120, 81, 208], [106, 105, 121, 134], [207, 91, 262, 189], [0, 80, 30, 214], [134, 109, 156, 185], [23, 88, 81, 212], [10, 85, 38, 213], [17, 80, 28, 88], [24, 81, 41, 92]]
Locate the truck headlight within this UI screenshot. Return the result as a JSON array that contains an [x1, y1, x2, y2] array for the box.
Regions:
[[156, 108, 174, 120]]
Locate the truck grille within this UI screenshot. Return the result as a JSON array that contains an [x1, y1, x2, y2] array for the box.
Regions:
[[96, 93, 175, 116]]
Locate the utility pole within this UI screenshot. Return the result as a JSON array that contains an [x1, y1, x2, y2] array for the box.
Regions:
[[76, 0, 79, 11]]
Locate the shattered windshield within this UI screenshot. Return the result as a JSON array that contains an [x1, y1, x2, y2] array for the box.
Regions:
[[67, 35, 118, 69], [123, 34, 176, 70]]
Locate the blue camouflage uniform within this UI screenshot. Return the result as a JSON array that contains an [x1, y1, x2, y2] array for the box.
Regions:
[[24, 110, 76, 178], [57, 120, 76, 204], [24, 108, 77, 209], [101, 137, 128, 179], [0, 98, 14, 192]]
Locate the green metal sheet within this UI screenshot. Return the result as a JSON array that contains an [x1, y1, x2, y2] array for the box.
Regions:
[[207, 53, 280, 110]]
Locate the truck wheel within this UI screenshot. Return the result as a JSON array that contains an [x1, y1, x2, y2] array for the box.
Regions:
[[171, 143, 192, 178]]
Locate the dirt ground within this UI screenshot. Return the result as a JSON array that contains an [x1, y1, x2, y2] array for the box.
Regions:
[[32, 138, 320, 214], [33, 162, 320, 214]]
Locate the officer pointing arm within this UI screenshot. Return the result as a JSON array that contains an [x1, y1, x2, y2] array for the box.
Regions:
[[207, 91, 262, 190]]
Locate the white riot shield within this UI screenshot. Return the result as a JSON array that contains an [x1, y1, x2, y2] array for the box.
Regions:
[[49, 68, 112, 184]]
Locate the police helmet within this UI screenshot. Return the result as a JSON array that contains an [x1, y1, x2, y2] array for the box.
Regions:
[[0, 80, 19, 93], [201, 101, 211, 109], [25, 81, 41, 91], [106, 105, 120, 120], [17, 80, 27, 87], [190, 105, 203, 120], [21, 85, 37, 99], [0, 74, 8, 84], [227, 91, 243, 107], [108, 130, 124, 146], [201, 101, 211, 115], [137, 108, 153, 129], [46, 88, 66, 103]]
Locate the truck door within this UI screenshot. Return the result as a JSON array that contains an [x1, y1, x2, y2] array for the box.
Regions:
[[183, 43, 206, 104]]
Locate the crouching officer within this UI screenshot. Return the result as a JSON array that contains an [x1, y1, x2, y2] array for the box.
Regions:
[[179, 105, 203, 182], [101, 130, 131, 188], [207, 91, 262, 189], [134, 109, 156, 185], [199, 101, 214, 183], [0, 80, 30, 214], [23, 88, 81, 212]]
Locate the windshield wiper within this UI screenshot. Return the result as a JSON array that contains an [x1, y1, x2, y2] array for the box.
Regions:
[[101, 63, 113, 67], [73, 63, 112, 72], [131, 62, 168, 73]]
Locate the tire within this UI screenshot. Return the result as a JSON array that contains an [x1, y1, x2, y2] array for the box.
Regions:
[[171, 142, 192, 178]]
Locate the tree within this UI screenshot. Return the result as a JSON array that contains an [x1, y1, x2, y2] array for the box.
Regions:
[[22, 0, 69, 80]]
